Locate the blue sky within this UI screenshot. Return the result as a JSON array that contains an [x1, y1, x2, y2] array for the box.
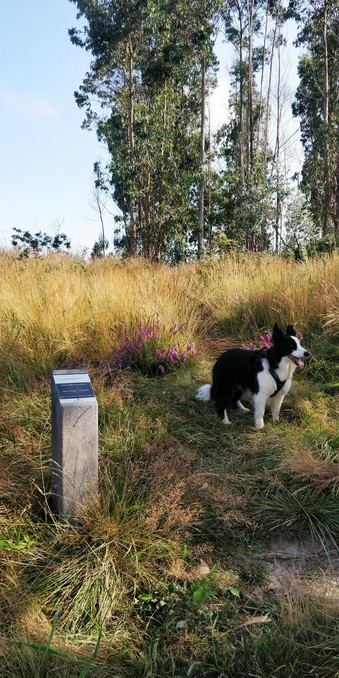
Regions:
[[0, 1, 110, 253], [0, 3, 302, 254]]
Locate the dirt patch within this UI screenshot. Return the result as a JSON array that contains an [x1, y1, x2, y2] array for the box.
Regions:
[[258, 539, 339, 601]]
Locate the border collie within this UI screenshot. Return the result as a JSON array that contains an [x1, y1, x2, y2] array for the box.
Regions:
[[196, 324, 310, 429]]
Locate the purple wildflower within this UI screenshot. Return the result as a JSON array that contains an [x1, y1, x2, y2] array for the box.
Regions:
[[260, 332, 272, 348], [155, 349, 164, 359], [111, 319, 201, 374]]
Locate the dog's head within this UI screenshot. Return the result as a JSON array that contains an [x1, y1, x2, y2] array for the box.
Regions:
[[271, 323, 310, 369]]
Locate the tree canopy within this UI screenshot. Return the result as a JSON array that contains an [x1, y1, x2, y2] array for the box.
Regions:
[[69, 0, 339, 260]]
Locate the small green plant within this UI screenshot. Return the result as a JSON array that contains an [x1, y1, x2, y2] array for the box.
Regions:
[[0, 533, 35, 551], [175, 576, 240, 632], [135, 573, 241, 634]]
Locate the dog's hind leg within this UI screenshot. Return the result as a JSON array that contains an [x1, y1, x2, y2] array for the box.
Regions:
[[237, 400, 250, 413], [215, 400, 232, 425]]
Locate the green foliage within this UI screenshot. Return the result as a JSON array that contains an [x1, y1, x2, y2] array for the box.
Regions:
[[66, 0, 338, 259], [135, 574, 240, 633], [0, 532, 34, 552], [11, 227, 71, 257], [90, 235, 109, 258], [69, 0, 225, 259], [292, 0, 339, 236]]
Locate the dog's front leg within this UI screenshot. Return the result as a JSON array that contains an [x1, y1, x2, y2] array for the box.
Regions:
[[252, 394, 266, 429], [270, 392, 286, 423]]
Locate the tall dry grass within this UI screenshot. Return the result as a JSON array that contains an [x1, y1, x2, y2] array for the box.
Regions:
[[1, 250, 339, 676], [0, 251, 338, 381]]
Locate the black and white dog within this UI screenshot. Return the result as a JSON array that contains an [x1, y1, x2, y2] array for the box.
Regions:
[[196, 324, 310, 429]]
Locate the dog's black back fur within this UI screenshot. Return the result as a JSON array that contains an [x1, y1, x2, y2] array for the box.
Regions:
[[211, 348, 262, 417]]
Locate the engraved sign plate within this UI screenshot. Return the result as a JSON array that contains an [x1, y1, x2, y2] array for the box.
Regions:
[[53, 372, 95, 402]]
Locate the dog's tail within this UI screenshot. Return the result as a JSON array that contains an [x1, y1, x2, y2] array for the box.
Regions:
[[195, 384, 212, 401]]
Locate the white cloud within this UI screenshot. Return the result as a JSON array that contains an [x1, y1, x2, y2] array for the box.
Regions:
[[1, 89, 58, 121]]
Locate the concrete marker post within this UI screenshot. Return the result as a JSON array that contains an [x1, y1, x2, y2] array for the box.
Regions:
[[51, 369, 98, 520]]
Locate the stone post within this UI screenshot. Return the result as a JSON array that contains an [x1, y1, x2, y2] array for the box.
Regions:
[[51, 369, 98, 519]]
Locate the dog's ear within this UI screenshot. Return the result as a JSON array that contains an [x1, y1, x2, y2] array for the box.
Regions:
[[272, 323, 283, 343], [286, 324, 297, 336]]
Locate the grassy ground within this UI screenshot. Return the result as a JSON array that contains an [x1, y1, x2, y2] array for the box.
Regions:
[[0, 252, 339, 677]]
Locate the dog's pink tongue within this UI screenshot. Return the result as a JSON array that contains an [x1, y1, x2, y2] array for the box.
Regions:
[[289, 355, 304, 369]]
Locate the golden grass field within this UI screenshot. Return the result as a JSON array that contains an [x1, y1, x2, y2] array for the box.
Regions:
[[0, 251, 338, 377], [1, 251, 339, 677]]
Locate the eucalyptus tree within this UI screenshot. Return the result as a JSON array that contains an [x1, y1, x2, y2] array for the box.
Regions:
[[219, 0, 301, 251], [292, 0, 339, 237], [218, 0, 281, 250], [69, 0, 224, 260]]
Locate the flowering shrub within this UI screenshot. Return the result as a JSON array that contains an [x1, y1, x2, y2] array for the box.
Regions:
[[113, 320, 201, 375]]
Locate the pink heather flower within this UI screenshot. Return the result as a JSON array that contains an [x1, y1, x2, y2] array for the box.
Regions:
[[186, 343, 195, 353], [181, 352, 188, 363], [155, 349, 164, 359], [243, 340, 257, 350], [158, 365, 165, 374], [260, 332, 272, 348]]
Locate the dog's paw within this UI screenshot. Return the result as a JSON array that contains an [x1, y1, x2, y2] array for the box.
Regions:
[[236, 401, 250, 413]]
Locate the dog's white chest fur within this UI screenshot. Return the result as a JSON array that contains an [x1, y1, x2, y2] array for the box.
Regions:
[[259, 356, 296, 396]]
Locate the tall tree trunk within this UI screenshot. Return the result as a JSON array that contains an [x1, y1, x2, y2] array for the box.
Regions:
[[127, 42, 137, 256], [207, 91, 212, 253], [262, 11, 278, 170], [335, 121, 339, 236], [322, 4, 330, 236], [198, 58, 206, 259], [274, 20, 282, 253], [238, 3, 245, 197], [257, 0, 269, 150], [247, 0, 254, 183]]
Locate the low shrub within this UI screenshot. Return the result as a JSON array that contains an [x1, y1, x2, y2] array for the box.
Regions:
[[112, 320, 201, 375]]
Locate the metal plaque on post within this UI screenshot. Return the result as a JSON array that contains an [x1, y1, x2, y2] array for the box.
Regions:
[[51, 369, 98, 519]]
